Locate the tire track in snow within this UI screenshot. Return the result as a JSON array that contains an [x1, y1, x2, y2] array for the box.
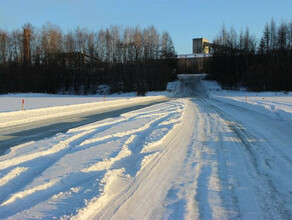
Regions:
[[203, 98, 292, 219], [1, 179, 59, 206], [0, 113, 148, 215], [163, 98, 258, 219], [78, 100, 190, 220], [210, 98, 292, 166], [226, 120, 291, 219], [198, 99, 243, 217], [0, 109, 147, 171], [0, 170, 107, 219], [0, 100, 186, 219], [0, 104, 175, 203], [162, 103, 204, 219], [121, 101, 182, 118], [192, 108, 227, 220], [183, 100, 230, 219], [199, 98, 267, 219], [0, 128, 105, 206], [71, 102, 186, 218], [0, 129, 97, 170], [0, 167, 28, 187], [79, 112, 178, 148], [82, 135, 136, 172]]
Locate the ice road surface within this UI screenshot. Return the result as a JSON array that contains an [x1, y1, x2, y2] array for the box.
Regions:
[[0, 75, 292, 219]]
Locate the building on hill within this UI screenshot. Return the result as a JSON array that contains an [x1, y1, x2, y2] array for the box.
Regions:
[[193, 38, 210, 54]]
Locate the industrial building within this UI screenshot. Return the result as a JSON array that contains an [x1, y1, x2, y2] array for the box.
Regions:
[[192, 38, 210, 54]]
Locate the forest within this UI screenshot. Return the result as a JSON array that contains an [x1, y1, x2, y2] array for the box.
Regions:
[[209, 18, 292, 91], [1, 19, 292, 94], [0, 23, 176, 94]]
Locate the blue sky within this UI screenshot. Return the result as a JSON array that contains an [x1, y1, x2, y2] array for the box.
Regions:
[[0, 0, 291, 54]]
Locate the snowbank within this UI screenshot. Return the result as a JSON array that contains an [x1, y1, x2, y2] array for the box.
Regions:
[[0, 96, 167, 129], [202, 79, 292, 123], [0, 93, 137, 113], [0, 84, 177, 113]]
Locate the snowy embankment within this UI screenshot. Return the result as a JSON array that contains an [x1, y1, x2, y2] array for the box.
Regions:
[[202, 79, 292, 123], [0, 99, 188, 219], [0, 92, 172, 113], [0, 93, 133, 113], [0, 95, 169, 129], [0, 82, 179, 113]]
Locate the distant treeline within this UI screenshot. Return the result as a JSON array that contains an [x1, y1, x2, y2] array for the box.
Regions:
[[0, 23, 176, 94], [209, 18, 292, 91]]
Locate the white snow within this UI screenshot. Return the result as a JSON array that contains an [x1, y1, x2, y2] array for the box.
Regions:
[[0, 167, 28, 187], [0, 92, 164, 113], [0, 99, 188, 219], [202, 79, 292, 123], [0, 95, 168, 129], [1, 179, 59, 206], [0, 75, 291, 219]]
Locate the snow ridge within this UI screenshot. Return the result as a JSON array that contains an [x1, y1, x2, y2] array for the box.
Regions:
[[0, 99, 186, 219]]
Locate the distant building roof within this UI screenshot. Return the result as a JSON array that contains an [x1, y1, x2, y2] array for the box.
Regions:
[[177, 53, 212, 59]]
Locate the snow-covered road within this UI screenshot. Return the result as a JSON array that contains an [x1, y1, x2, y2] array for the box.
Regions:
[[0, 76, 291, 219], [0, 96, 168, 153]]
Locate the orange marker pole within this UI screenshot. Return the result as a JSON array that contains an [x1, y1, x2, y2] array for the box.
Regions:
[[22, 99, 24, 110], [103, 94, 106, 102]]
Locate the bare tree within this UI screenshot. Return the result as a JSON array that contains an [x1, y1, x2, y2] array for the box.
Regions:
[[238, 29, 245, 51], [64, 31, 76, 53], [87, 31, 96, 57], [30, 28, 42, 65], [147, 26, 159, 59], [41, 22, 63, 55], [97, 29, 106, 61], [123, 27, 135, 63], [133, 26, 143, 61], [270, 19, 277, 51], [8, 30, 22, 62], [229, 27, 238, 49], [122, 27, 131, 63], [160, 31, 175, 58], [109, 26, 122, 63], [263, 23, 270, 52], [142, 28, 150, 60], [75, 27, 88, 53], [105, 28, 113, 62], [0, 29, 9, 63]]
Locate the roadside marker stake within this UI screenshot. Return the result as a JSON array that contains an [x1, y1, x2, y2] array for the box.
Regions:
[[22, 99, 25, 110]]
